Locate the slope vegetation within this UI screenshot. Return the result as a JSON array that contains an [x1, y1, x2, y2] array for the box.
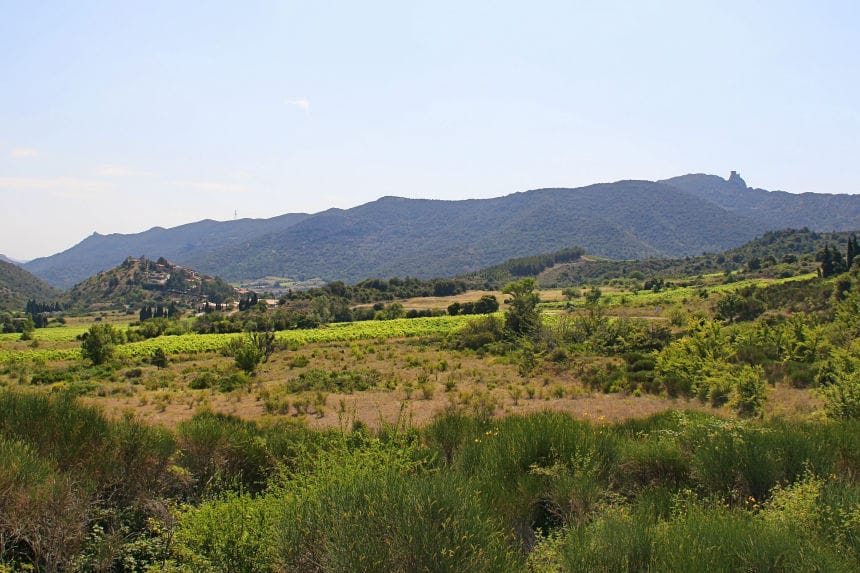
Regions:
[[24, 213, 309, 289], [186, 181, 765, 282], [0, 260, 61, 311], [663, 172, 860, 230], [62, 256, 238, 310], [24, 172, 860, 287]]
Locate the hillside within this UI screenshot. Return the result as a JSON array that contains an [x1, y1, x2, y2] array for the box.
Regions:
[[0, 260, 61, 311], [538, 228, 850, 287], [61, 256, 239, 310], [24, 213, 310, 289], [24, 172, 860, 287], [662, 172, 860, 230], [185, 180, 765, 283]]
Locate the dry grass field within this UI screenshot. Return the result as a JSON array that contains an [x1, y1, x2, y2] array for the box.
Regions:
[[0, 279, 829, 431], [68, 334, 819, 431]]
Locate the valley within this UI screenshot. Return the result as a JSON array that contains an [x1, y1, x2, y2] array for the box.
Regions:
[[1, 202, 859, 571]]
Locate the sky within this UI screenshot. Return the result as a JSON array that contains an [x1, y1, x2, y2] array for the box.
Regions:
[[2, 1, 859, 261]]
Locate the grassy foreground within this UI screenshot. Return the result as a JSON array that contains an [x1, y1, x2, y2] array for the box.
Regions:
[[0, 390, 857, 572]]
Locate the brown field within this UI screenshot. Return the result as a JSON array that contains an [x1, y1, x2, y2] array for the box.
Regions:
[[72, 335, 819, 431]]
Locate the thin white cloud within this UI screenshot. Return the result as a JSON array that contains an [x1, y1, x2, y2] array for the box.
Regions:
[[286, 98, 311, 114], [95, 166, 152, 177], [171, 180, 247, 192], [0, 176, 110, 198], [10, 147, 41, 158]]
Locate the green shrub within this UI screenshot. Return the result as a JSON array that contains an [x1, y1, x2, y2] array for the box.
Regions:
[[80, 323, 124, 365], [820, 371, 860, 420], [449, 315, 505, 350], [554, 497, 856, 572], [558, 509, 653, 572], [455, 412, 618, 541], [124, 367, 143, 379], [729, 365, 768, 418], [189, 371, 217, 390], [152, 347, 169, 369], [171, 491, 278, 573], [288, 368, 383, 393], [224, 331, 276, 374], [288, 354, 309, 368], [275, 443, 522, 572], [0, 390, 113, 476], [176, 411, 271, 495], [678, 417, 853, 502], [424, 409, 485, 465], [649, 504, 854, 572], [616, 438, 691, 493], [0, 436, 90, 572], [817, 479, 860, 561], [217, 371, 250, 393]]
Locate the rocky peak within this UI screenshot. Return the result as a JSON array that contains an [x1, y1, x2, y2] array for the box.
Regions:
[[728, 170, 748, 189]]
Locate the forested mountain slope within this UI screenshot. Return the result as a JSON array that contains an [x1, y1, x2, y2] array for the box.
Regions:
[[23, 173, 860, 287], [662, 172, 860, 230], [24, 213, 309, 289], [0, 260, 61, 311], [186, 180, 764, 283]]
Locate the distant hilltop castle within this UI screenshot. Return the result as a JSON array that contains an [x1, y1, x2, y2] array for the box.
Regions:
[[728, 170, 748, 189]]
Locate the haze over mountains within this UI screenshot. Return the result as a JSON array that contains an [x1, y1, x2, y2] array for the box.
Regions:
[[21, 172, 860, 289]]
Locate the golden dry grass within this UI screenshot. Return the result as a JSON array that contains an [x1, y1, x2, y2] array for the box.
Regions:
[[70, 337, 820, 431]]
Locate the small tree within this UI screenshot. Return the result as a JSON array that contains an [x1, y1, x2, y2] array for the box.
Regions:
[[730, 365, 768, 418], [474, 294, 499, 314], [714, 291, 764, 323], [585, 286, 602, 306], [502, 278, 540, 338], [81, 324, 122, 365], [561, 287, 580, 302], [152, 347, 168, 369], [226, 330, 276, 374], [818, 350, 860, 420]]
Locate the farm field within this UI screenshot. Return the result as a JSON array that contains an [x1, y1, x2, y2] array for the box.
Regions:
[[0, 274, 829, 430], [2, 269, 859, 571]]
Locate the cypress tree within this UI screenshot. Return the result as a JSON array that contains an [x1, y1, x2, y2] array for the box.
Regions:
[[821, 245, 834, 278], [833, 245, 848, 275], [848, 235, 858, 269]]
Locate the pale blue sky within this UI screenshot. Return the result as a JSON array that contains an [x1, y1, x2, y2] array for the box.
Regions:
[[2, 1, 858, 260]]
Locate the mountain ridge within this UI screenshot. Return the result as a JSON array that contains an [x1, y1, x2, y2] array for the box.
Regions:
[[182, 179, 763, 283], [661, 173, 860, 230], [23, 173, 860, 288], [24, 213, 310, 289]]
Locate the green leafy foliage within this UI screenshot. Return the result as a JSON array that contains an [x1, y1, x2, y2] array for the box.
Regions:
[[502, 278, 541, 338], [224, 331, 275, 374], [1, 392, 860, 571], [540, 228, 844, 288], [818, 349, 860, 420], [274, 440, 522, 572], [80, 323, 124, 365]]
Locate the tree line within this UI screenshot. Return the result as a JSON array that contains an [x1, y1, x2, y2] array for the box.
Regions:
[[818, 234, 859, 277]]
